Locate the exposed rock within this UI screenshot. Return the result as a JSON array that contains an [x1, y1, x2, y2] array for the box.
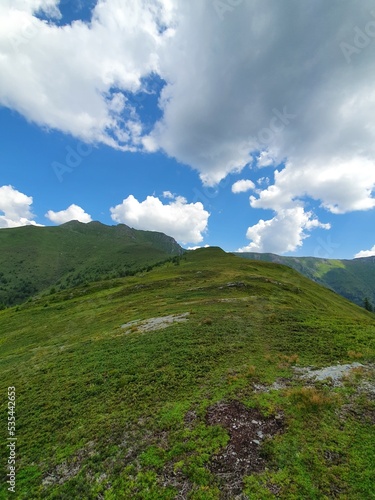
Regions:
[[294, 363, 364, 386], [121, 312, 189, 333]]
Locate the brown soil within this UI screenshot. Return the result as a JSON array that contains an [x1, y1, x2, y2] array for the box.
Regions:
[[206, 400, 284, 498]]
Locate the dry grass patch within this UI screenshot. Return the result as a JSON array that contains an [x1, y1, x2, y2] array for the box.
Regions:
[[347, 350, 364, 359], [286, 387, 334, 412]]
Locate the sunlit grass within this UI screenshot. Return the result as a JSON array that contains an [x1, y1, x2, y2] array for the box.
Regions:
[[0, 248, 374, 498]]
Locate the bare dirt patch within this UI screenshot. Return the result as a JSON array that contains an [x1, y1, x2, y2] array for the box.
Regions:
[[252, 378, 290, 393], [42, 441, 96, 487], [206, 401, 284, 498]]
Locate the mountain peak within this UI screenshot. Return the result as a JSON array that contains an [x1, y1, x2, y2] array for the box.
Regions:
[[0, 222, 184, 306]]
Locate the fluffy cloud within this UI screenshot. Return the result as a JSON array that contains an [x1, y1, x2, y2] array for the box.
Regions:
[[2, 0, 61, 17], [250, 158, 375, 214], [0, 185, 39, 228], [0, 0, 173, 149], [150, 0, 375, 192], [45, 204, 92, 224], [110, 194, 209, 244], [231, 179, 255, 194], [238, 207, 330, 254], [1, 1, 375, 252], [354, 245, 375, 258], [257, 151, 276, 168], [187, 244, 210, 250], [162, 190, 175, 199], [151, 0, 375, 250], [4, 1, 375, 187]]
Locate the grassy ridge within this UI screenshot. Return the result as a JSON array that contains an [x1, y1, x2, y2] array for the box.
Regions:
[[0, 248, 374, 498], [0, 221, 183, 307], [236, 252, 375, 308]]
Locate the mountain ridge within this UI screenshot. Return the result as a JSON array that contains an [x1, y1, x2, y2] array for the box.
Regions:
[[1, 220, 375, 310], [0, 221, 184, 307], [234, 251, 375, 308]]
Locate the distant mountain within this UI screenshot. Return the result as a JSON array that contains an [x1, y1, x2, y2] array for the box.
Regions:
[[234, 252, 375, 309], [0, 221, 183, 306]]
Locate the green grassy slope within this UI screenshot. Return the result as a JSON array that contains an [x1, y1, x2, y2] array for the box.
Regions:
[[0, 248, 374, 498], [236, 252, 375, 309], [0, 221, 183, 307]]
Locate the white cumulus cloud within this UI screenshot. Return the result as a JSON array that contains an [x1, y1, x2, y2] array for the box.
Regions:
[[187, 244, 210, 250], [45, 204, 92, 224], [110, 195, 209, 244], [250, 158, 375, 214], [0, 0, 173, 150], [231, 179, 255, 194], [354, 245, 375, 258], [0, 185, 40, 228], [238, 207, 330, 254], [162, 190, 175, 199], [1, 1, 375, 253]]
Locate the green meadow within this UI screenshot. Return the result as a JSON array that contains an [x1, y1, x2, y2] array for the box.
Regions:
[[1, 248, 374, 499]]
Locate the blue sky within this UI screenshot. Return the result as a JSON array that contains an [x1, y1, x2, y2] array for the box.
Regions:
[[0, 0, 375, 258]]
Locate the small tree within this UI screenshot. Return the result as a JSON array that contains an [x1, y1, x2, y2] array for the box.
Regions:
[[364, 297, 373, 312]]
